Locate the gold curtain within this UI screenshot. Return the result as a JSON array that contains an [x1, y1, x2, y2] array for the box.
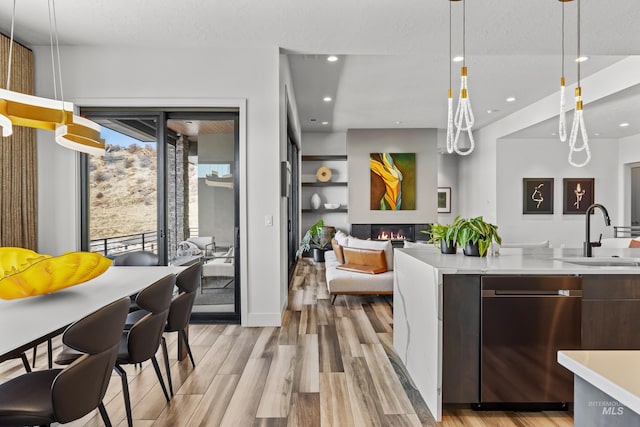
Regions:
[[0, 34, 37, 250]]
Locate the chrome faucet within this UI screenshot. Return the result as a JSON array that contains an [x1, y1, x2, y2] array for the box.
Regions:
[[584, 203, 611, 257]]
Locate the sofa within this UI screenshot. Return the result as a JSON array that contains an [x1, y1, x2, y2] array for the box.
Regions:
[[324, 232, 394, 303]]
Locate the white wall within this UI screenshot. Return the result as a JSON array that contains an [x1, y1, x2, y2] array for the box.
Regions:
[[34, 46, 283, 326], [497, 138, 619, 248], [618, 134, 640, 226], [279, 53, 301, 313], [347, 128, 438, 224]]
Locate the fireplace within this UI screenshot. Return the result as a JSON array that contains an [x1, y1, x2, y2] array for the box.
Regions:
[[351, 223, 431, 247]]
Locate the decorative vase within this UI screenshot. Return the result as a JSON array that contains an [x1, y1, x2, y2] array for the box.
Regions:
[[440, 240, 457, 254], [310, 193, 321, 210]]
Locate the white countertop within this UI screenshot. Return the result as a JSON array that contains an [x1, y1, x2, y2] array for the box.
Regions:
[[396, 246, 640, 275], [558, 350, 640, 414]]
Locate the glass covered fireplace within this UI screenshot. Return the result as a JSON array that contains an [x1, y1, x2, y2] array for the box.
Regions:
[[370, 224, 414, 241]]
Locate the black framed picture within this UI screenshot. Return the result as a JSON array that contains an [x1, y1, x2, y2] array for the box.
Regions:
[[523, 178, 554, 214], [563, 178, 594, 214], [437, 187, 451, 213]]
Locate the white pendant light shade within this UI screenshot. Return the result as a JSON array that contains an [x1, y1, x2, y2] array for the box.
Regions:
[[453, 67, 475, 155], [55, 115, 105, 156], [559, 77, 567, 142], [568, 87, 590, 167]]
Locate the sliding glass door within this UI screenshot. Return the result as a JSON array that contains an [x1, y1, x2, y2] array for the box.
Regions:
[[81, 109, 240, 322]]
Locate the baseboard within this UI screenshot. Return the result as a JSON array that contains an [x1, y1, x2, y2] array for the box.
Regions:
[[246, 312, 282, 327]]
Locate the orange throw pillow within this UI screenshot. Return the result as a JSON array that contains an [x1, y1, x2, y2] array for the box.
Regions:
[[337, 247, 387, 274], [629, 239, 640, 248], [331, 238, 345, 264]]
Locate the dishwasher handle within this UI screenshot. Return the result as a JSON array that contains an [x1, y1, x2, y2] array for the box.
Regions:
[[483, 289, 582, 297]]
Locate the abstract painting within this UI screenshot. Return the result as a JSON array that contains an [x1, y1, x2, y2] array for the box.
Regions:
[[523, 178, 554, 214], [563, 178, 594, 214], [370, 153, 416, 210]]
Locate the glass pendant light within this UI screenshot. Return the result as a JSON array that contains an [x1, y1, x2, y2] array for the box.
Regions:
[[568, 0, 591, 167], [445, 1, 455, 154], [558, 0, 572, 142], [452, 0, 474, 156]]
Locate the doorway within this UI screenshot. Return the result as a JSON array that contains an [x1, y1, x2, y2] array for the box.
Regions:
[[81, 109, 241, 323]]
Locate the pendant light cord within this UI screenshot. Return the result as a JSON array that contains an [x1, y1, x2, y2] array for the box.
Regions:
[[6, 0, 16, 90], [449, 1, 452, 90], [577, 0, 581, 85], [561, 3, 565, 78], [48, 0, 65, 103], [462, 0, 466, 68]]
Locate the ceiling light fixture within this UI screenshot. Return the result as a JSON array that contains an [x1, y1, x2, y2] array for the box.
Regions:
[[321, 121, 329, 125], [452, 56, 464, 63], [323, 96, 332, 102], [506, 97, 516, 102], [558, 0, 571, 142], [568, 0, 591, 167], [445, 1, 455, 154], [619, 122, 630, 127], [327, 55, 338, 62], [576, 56, 589, 62], [451, 0, 474, 156], [0, 0, 104, 155]]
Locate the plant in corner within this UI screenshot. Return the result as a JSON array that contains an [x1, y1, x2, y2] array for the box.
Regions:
[[297, 219, 334, 262], [421, 216, 460, 254], [454, 216, 502, 257]]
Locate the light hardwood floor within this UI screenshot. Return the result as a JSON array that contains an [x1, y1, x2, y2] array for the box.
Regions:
[[0, 259, 574, 426]]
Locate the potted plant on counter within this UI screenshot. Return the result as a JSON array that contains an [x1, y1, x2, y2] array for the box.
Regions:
[[421, 217, 460, 254], [455, 215, 502, 257], [297, 219, 335, 262]]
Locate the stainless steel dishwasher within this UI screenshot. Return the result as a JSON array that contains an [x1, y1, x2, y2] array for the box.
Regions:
[[480, 275, 581, 407]]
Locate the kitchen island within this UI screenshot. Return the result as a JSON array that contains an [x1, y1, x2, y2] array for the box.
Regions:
[[393, 246, 640, 421]]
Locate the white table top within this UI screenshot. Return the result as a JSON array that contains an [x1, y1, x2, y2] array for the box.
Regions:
[[558, 350, 640, 414], [0, 266, 182, 357]]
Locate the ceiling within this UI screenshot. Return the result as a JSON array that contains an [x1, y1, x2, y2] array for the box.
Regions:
[[1, 0, 639, 138]]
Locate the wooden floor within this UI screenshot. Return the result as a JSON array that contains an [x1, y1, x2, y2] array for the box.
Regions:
[[0, 259, 574, 426]]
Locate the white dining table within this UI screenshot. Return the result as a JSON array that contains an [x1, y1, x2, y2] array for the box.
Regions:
[[0, 266, 183, 358]]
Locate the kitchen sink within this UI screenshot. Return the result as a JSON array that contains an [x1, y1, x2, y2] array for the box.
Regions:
[[554, 257, 640, 267]]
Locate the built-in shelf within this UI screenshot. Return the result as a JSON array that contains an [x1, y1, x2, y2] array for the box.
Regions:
[[302, 182, 348, 187], [301, 155, 347, 161], [302, 208, 348, 213]]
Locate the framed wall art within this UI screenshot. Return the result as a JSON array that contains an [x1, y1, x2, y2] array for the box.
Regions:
[[523, 178, 554, 214], [437, 187, 451, 213], [563, 178, 594, 214], [370, 152, 416, 210]]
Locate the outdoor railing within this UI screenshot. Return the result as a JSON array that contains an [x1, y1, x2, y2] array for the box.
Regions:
[[90, 231, 157, 258]]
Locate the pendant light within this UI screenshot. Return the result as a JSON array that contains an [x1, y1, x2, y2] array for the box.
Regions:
[[445, 1, 454, 154], [0, 0, 105, 156], [558, 0, 572, 142], [452, 0, 474, 156], [568, 0, 591, 167]]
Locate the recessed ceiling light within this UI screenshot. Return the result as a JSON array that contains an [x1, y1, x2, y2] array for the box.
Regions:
[[486, 109, 500, 114], [323, 96, 332, 102], [619, 122, 630, 127], [552, 132, 557, 136], [452, 56, 464, 62], [506, 97, 516, 102], [327, 55, 338, 62], [321, 121, 329, 125], [395, 120, 402, 125], [309, 118, 317, 122], [576, 56, 590, 63], [594, 133, 601, 136]]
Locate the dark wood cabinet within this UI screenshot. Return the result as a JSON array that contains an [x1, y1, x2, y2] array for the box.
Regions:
[[442, 275, 481, 403], [582, 275, 640, 350]]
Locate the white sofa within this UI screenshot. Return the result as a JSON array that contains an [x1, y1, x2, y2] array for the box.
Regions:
[[202, 247, 234, 278], [324, 235, 394, 303]]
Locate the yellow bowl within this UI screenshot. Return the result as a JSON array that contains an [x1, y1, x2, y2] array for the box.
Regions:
[[0, 247, 112, 299]]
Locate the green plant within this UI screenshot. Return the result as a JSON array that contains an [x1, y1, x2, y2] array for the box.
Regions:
[[421, 216, 460, 247], [454, 215, 502, 256], [296, 219, 332, 257]]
